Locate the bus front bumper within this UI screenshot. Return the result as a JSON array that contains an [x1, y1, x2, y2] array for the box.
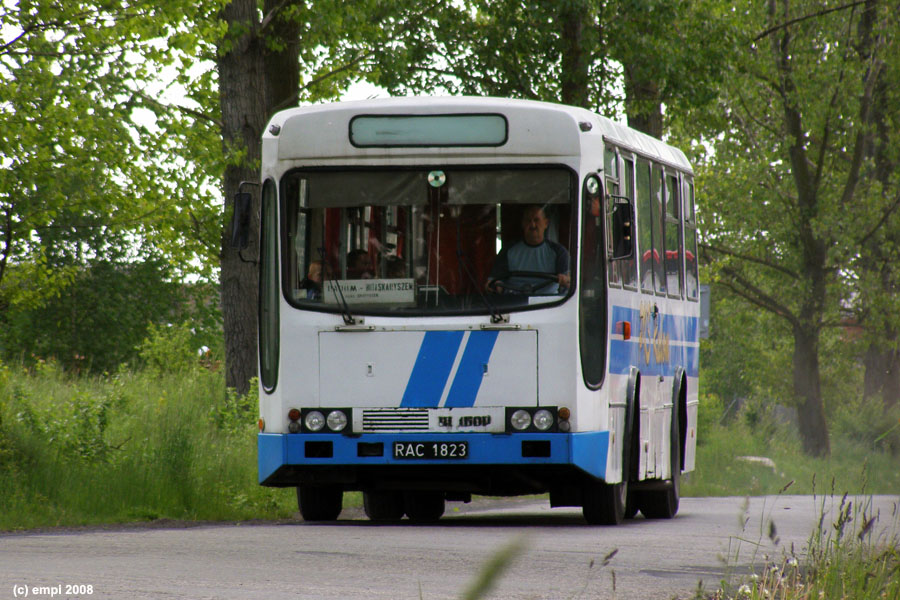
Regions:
[[258, 431, 609, 486]]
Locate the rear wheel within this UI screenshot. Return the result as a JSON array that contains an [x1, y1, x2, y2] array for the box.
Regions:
[[639, 412, 681, 519], [582, 479, 627, 525], [297, 485, 343, 521], [363, 491, 405, 521], [403, 491, 445, 523]]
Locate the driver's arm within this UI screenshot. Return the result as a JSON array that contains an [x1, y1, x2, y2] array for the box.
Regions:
[[486, 248, 509, 292]]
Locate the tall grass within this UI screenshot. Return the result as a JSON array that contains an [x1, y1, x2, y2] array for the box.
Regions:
[[0, 359, 297, 530], [700, 489, 900, 600], [682, 394, 900, 497]]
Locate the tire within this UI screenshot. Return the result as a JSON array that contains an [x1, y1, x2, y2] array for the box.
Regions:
[[403, 491, 445, 523], [582, 479, 627, 525], [297, 485, 343, 521], [363, 491, 405, 521], [639, 409, 681, 519], [624, 490, 640, 519]]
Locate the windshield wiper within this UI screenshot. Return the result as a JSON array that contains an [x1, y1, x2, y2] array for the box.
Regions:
[[454, 221, 506, 324], [319, 247, 357, 325]]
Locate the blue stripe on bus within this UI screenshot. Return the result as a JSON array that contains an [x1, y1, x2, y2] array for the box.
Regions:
[[400, 331, 465, 407], [609, 305, 699, 377], [609, 339, 699, 377], [444, 330, 499, 408], [610, 306, 698, 342]]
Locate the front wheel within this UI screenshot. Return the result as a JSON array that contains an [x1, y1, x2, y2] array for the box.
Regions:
[[404, 491, 445, 523], [297, 485, 343, 521], [582, 479, 627, 525], [364, 491, 405, 522]]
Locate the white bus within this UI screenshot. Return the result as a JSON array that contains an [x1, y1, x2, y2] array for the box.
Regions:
[[235, 97, 700, 524]]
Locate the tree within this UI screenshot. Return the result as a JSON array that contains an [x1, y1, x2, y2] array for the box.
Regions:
[[686, 0, 900, 456], [0, 0, 217, 321]]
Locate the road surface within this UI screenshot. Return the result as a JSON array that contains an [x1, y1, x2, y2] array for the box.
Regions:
[[2, 495, 897, 599]]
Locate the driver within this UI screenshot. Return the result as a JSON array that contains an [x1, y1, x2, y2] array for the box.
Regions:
[[486, 205, 570, 295]]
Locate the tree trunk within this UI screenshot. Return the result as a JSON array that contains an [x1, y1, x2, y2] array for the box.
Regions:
[[792, 324, 830, 457], [623, 65, 663, 138], [217, 0, 268, 395], [864, 339, 900, 413], [558, 1, 590, 108]]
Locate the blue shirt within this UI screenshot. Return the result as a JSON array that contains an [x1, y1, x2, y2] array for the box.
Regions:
[[489, 239, 569, 294]]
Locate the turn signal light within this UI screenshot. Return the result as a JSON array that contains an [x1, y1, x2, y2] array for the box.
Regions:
[[288, 408, 301, 422], [617, 321, 631, 340], [258, 418, 265, 432]]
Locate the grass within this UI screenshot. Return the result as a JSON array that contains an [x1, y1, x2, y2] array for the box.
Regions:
[[681, 420, 900, 497], [692, 490, 900, 600], [0, 360, 300, 530]]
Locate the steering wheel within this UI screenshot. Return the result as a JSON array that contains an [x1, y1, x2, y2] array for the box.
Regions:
[[490, 270, 561, 295]]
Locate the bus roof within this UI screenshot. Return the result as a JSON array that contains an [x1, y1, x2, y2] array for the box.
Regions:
[[265, 97, 692, 174]]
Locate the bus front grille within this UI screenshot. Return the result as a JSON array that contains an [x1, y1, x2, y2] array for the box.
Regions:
[[361, 408, 429, 431]]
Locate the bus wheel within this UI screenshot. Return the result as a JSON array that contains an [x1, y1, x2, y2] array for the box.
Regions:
[[582, 479, 626, 525], [624, 491, 640, 519], [363, 491, 405, 521], [297, 485, 343, 521], [639, 413, 681, 519], [404, 491, 445, 523]]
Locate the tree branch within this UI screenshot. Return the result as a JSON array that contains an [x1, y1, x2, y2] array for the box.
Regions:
[[132, 89, 223, 128], [719, 265, 799, 327], [754, 1, 868, 41], [702, 242, 800, 279], [856, 190, 900, 249]]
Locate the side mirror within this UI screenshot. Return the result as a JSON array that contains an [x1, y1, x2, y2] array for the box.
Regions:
[[608, 195, 634, 260], [230, 192, 252, 249]]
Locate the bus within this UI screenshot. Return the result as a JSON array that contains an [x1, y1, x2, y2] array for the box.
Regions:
[[233, 97, 700, 525]]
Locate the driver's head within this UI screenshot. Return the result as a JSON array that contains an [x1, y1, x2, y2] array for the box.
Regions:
[[521, 206, 549, 246]]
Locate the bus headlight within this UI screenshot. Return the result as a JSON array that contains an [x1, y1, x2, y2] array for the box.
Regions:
[[326, 410, 348, 432], [304, 410, 325, 432], [510, 409, 532, 431], [533, 409, 554, 431]]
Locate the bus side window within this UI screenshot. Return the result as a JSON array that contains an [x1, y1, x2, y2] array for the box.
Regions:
[[651, 163, 666, 295], [684, 178, 699, 300], [620, 158, 638, 288], [665, 173, 683, 297], [605, 147, 621, 287], [637, 159, 654, 294]]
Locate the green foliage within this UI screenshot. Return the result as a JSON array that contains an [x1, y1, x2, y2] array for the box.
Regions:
[[0, 253, 202, 374], [683, 400, 900, 497], [210, 377, 259, 435], [136, 322, 203, 375], [707, 492, 900, 600], [0, 363, 296, 530]]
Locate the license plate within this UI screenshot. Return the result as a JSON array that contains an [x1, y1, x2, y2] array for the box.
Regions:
[[393, 441, 469, 460]]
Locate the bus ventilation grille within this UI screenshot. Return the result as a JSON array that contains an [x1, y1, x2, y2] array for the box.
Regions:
[[362, 408, 430, 431]]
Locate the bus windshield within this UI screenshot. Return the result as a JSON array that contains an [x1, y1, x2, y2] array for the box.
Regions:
[[283, 167, 575, 316]]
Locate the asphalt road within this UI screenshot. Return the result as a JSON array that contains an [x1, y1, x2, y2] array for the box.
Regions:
[[2, 495, 898, 600]]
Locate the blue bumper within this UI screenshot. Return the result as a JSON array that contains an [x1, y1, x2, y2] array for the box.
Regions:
[[259, 431, 609, 484]]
